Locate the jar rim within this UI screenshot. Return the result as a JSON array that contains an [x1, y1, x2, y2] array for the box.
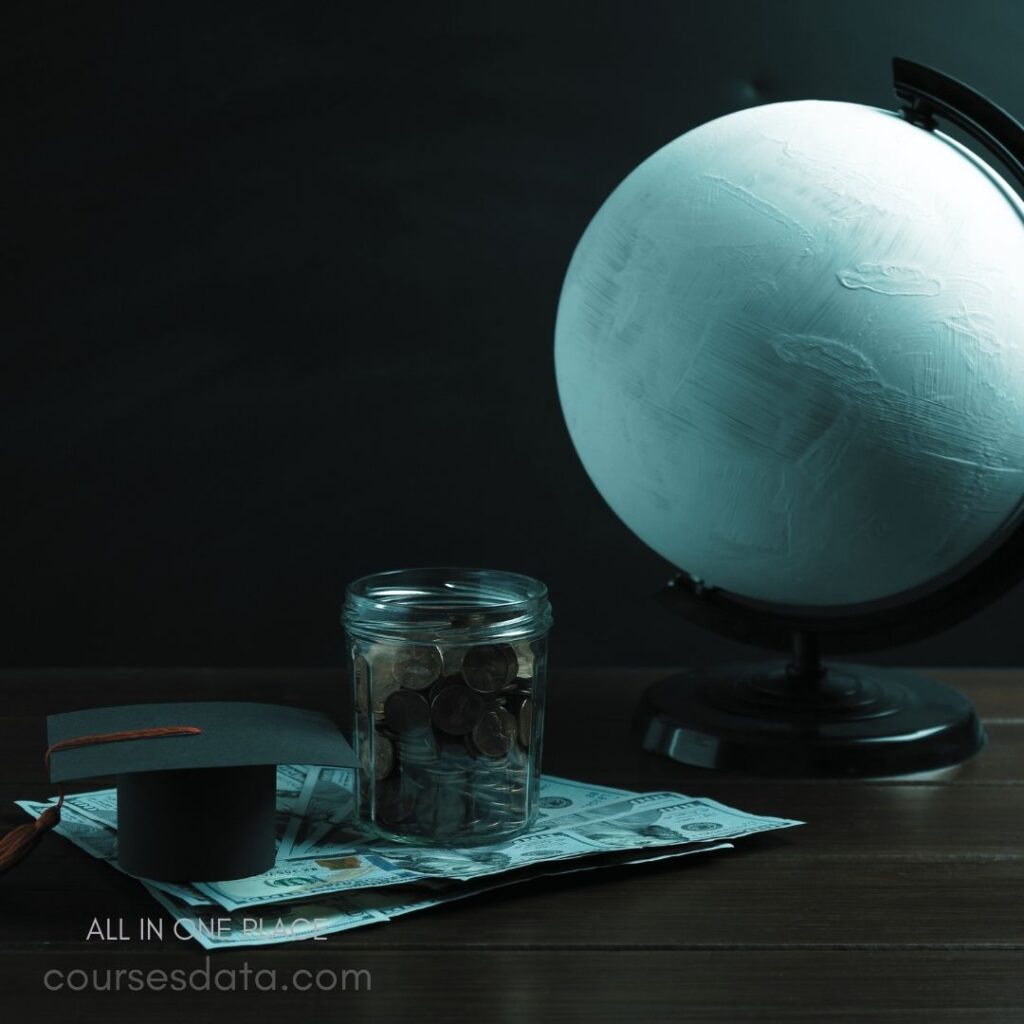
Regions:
[[345, 566, 547, 610], [342, 567, 551, 642]]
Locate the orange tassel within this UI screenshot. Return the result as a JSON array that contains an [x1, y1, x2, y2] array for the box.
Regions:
[[0, 792, 64, 874]]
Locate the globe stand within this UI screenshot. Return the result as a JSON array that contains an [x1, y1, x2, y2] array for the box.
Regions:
[[631, 58, 1024, 778], [635, 631, 985, 777]]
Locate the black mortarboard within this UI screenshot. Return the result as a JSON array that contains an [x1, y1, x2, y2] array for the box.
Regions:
[[44, 702, 358, 882]]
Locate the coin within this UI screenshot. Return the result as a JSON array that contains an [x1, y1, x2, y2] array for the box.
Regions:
[[470, 789, 526, 832], [429, 673, 464, 702], [468, 810, 514, 835], [461, 644, 519, 693], [399, 730, 440, 766], [383, 688, 432, 734], [517, 697, 532, 749], [391, 645, 442, 690], [512, 640, 536, 679], [430, 681, 485, 735], [470, 707, 517, 758], [464, 729, 513, 765], [435, 743, 473, 768], [374, 730, 395, 781], [465, 772, 518, 803], [371, 673, 405, 720]]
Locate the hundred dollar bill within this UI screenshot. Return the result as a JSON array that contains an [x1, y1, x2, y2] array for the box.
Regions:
[[278, 765, 320, 857], [145, 842, 732, 949], [352, 792, 800, 883], [61, 789, 117, 830], [359, 828, 611, 883], [17, 799, 117, 861], [16, 799, 212, 908], [552, 792, 803, 849], [193, 851, 427, 911], [285, 767, 357, 858], [351, 840, 735, 918], [194, 831, 609, 911], [274, 764, 311, 849], [195, 787, 798, 910], [534, 775, 632, 822]]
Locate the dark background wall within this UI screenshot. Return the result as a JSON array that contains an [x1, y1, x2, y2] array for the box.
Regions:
[[4, 0, 1024, 669]]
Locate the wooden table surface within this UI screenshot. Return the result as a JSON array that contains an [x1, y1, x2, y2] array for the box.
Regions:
[[1, 667, 1022, 1022]]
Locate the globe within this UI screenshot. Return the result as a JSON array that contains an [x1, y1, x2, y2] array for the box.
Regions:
[[555, 99, 1024, 607]]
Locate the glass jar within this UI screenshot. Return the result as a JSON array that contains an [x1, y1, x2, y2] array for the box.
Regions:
[[342, 567, 552, 846]]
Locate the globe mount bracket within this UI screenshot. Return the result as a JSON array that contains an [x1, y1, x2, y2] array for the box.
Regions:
[[893, 57, 1024, 195]]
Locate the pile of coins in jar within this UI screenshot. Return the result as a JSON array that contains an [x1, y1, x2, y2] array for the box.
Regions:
[[352, 637, 541, 842]]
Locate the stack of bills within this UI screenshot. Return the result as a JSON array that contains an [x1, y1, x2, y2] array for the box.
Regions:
[[18, 770, 802, 949]]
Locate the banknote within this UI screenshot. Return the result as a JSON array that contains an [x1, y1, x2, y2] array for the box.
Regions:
[[193, 851, 428, 911], [531, 775, 632, 822], [274, 764, 310, 849], [278, 765, 320, 857], [17, 799, 118, 861], [61, 789, 118, 830], [17, 773, 803, 922], [196, 831, 610, 911], [145, 841, 732, 949], [543, 791, 803, 848], [350, 841, 735, 918], [283, 767, 357, 858], [193, 788, 800, 908]]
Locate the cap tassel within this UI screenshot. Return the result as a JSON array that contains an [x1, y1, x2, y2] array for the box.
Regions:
[[0, 725, 202, 876], [0, 792, 65, 873]]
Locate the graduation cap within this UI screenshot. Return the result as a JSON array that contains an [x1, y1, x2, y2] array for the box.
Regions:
[[0, 702, 358, 882]]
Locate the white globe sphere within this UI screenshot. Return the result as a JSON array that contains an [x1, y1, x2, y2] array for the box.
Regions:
[[556, 100, 1024, 606]]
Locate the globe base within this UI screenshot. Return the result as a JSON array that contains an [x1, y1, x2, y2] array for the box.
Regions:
[[634, 662, 986, 777]]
